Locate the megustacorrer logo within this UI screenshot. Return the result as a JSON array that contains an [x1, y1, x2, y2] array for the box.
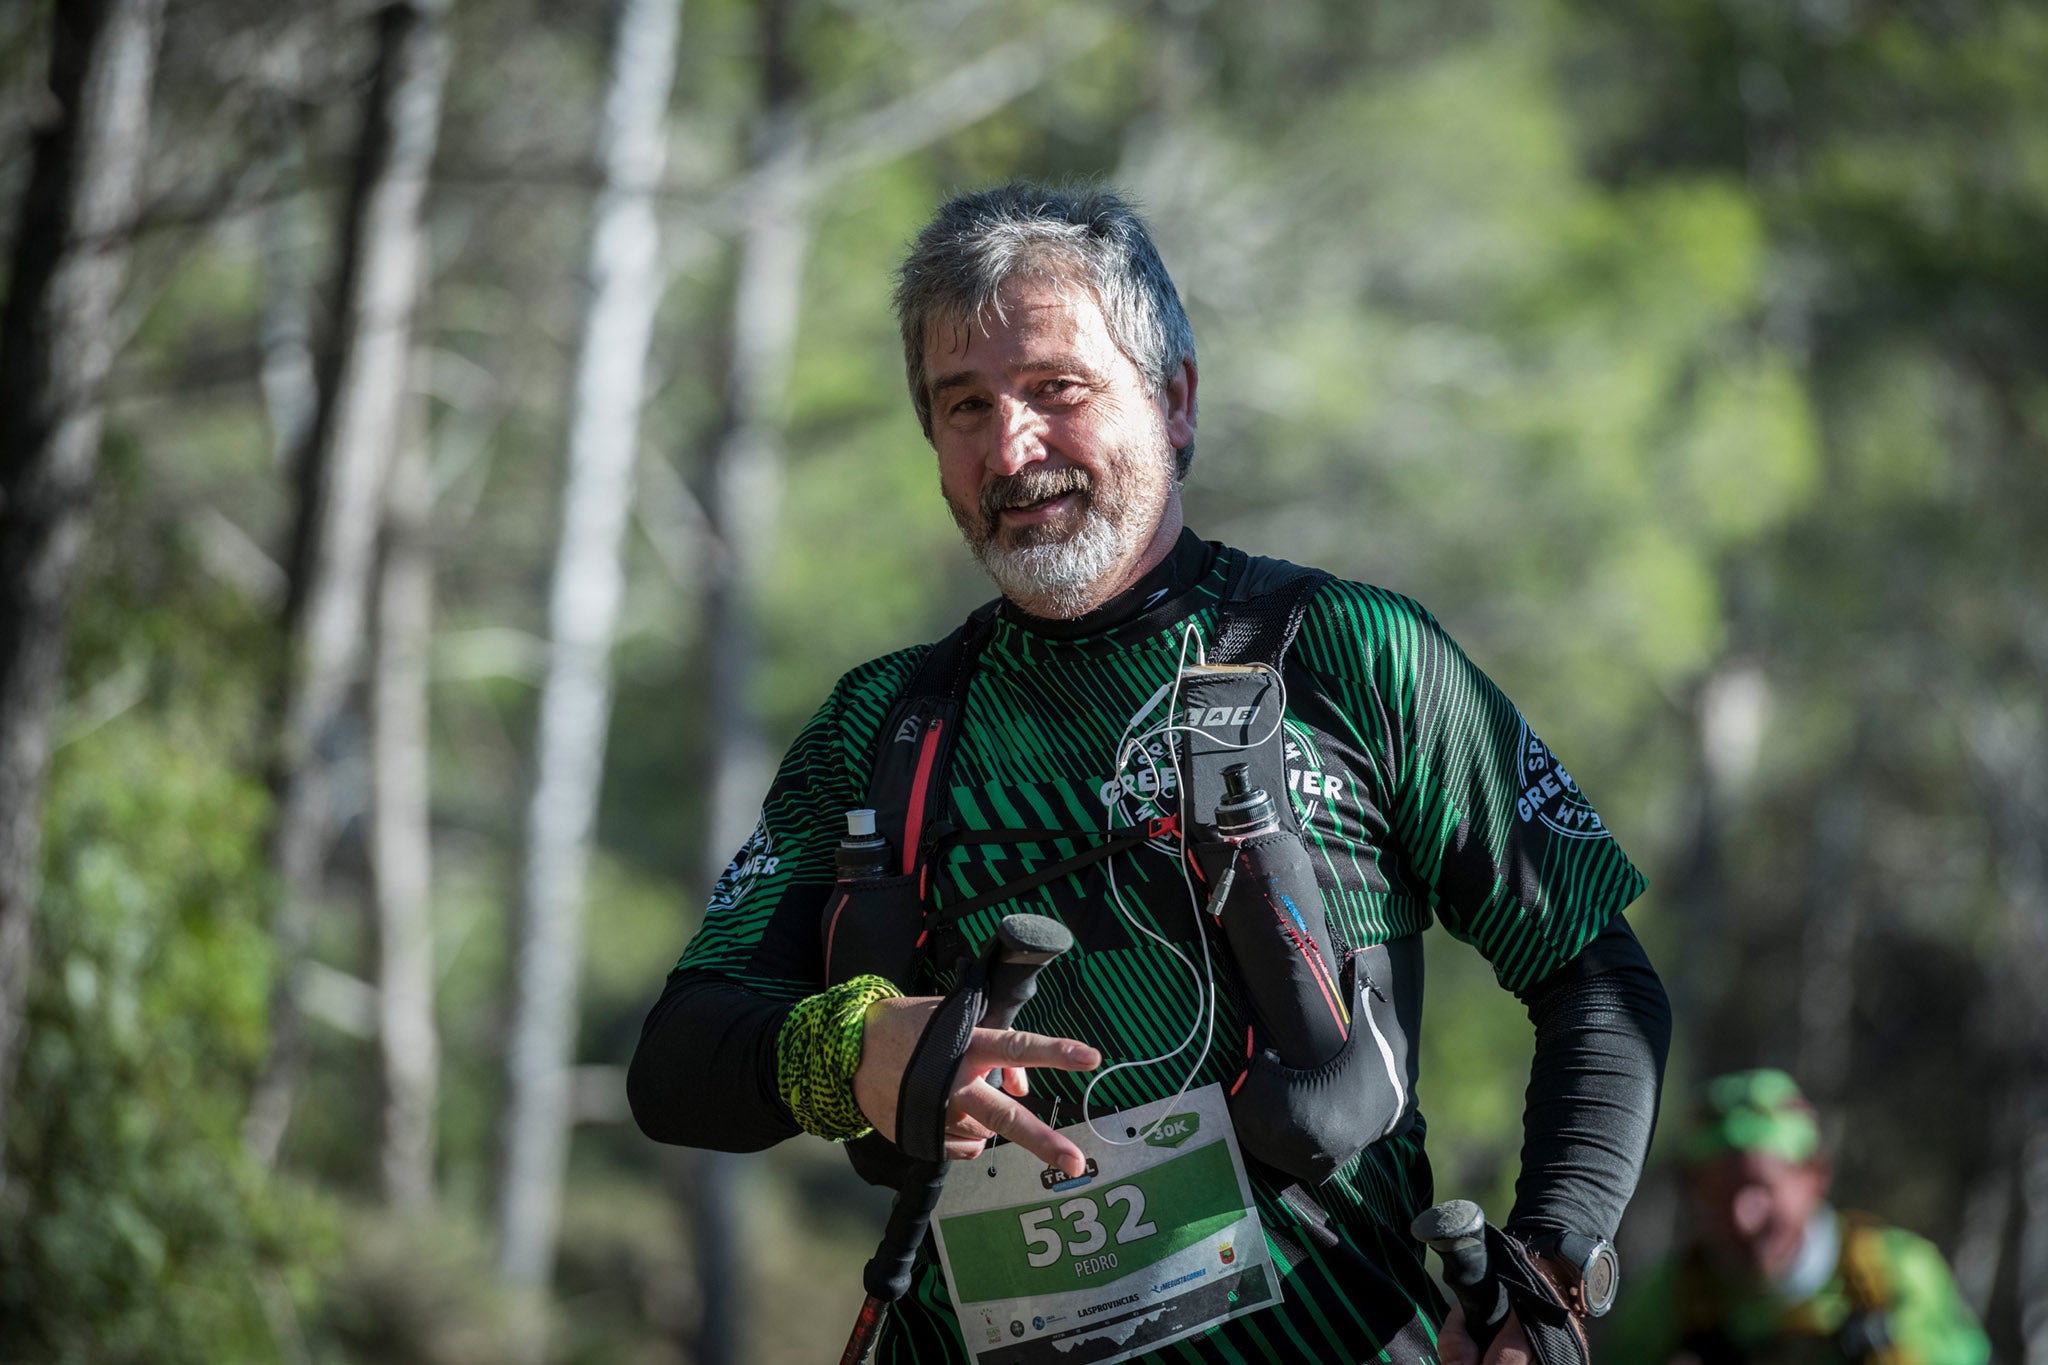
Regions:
[[1515, 718, 1608, 840]]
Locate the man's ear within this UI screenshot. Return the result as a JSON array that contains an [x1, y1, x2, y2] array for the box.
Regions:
[[1160, 357, 1197, 452]]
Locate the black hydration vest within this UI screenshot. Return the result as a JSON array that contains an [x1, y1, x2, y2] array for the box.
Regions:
[[823, 554, 1424, 1190]]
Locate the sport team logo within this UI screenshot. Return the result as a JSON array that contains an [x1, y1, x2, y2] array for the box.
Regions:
[[707, 816, 779, 913], [1514, 719, 1609, 840]]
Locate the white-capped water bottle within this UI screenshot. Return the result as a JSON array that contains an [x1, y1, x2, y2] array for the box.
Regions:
[[1211, 763, 1350, 1066]]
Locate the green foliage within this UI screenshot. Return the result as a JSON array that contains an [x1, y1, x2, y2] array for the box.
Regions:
[[0, 450, 331, 1362]]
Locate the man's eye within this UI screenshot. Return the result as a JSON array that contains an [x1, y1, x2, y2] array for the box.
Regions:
[[1041, 379, 1082, 399], [947, 396, 988, 416]]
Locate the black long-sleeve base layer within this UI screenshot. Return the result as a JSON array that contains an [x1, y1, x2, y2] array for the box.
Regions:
[[628, 973, 799, 1152], [1506, 917, 1672, 1241]]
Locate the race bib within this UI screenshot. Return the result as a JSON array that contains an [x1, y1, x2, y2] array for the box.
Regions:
[[931, 1084, 1277, 1364]]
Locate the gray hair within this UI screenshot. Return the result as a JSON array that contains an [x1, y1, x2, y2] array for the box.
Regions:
[[894, 182, 1198, 478]]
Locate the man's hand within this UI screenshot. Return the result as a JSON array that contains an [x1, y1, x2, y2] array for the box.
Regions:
[[854, 995, 1100, 1175], [1437, 1305, 1536, 1365]]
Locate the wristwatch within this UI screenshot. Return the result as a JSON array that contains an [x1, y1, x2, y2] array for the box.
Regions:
[[1519, 1229, 1620, 1318]]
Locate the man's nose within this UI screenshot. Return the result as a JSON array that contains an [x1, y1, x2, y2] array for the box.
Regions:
[[989, 394, 1050, 474], [1730, 1186, 1773, 1237]]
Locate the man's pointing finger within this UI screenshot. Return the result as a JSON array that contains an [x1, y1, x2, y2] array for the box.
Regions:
[[963, 1027, 1099, 1076], [954, 1081, 1088, 1177]]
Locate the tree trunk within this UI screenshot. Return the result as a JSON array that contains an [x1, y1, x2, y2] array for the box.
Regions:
[[245, 0, 451, 1167], [1967, 698, 2048, 1361], [699, 29, 809, 937], [1667, 659, 1761, 1072], [371, 416, 439, 1209], [495, 0, 682, 1304], [688, 7, 809, 1360], [256, 101, 317, 469], [2024, 1115, 2048, 1365], [1952, 1146, 2015, 1320], [0, 0, 164, 1158], [1997, 775, 2048, 1365], [1795, 722, 1869, 1121]]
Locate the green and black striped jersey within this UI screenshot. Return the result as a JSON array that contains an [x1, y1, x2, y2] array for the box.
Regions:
[[678, 532, 1646, 1363]]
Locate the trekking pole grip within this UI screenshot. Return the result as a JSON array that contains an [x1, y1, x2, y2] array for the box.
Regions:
[[859, 1156, 946, 1305], [841, 915, 1074, 1364], [1412, 1199, 1510, 1353], [982, 914, 1073, 1031]]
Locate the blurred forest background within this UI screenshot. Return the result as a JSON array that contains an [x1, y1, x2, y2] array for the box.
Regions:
[[2, 0, 2045, 1360]]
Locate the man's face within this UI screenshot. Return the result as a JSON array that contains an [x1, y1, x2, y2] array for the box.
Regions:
[[1688, 1151, 1831, 1281], [923, 275, 1194, 617]]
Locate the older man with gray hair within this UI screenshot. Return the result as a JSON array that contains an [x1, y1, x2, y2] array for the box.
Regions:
[[630, 181, 1671, 1365]]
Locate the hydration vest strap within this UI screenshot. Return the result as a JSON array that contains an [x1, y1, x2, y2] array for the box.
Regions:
[[1176, 558, 1330, 882], [1209, 553, 1329, 667], [865, 600, 1000, 877]]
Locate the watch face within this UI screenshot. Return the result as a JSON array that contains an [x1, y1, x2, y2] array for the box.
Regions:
[[1582, 1246, 1619, 1316]]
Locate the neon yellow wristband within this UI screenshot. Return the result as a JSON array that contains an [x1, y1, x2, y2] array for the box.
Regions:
[[777, 974, 900, 1141]]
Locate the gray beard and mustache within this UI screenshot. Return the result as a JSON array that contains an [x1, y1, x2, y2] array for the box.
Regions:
[[950, 456, 1169, 617]]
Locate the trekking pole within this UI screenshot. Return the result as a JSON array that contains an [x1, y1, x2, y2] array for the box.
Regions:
[[839, 914, 1075, 1365], [1412, 1199, 1510, 1355]]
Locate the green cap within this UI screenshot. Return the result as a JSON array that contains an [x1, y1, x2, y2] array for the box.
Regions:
[[1684, 1068, 1821, 1166]]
